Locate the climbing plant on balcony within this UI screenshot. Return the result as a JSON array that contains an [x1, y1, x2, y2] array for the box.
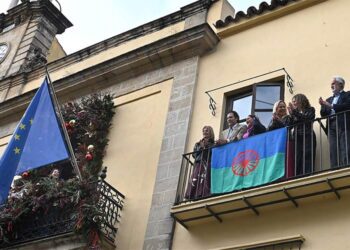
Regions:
[[0, 93, 115, 248]]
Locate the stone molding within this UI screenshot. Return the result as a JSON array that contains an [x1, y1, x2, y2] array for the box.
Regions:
[[0, 23, 219, 120], [0, 0, 72, 34]]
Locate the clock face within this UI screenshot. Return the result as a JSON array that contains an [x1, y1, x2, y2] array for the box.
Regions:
[[0, 43, 10, 63]]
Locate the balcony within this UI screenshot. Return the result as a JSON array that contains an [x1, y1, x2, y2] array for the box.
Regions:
[[171, 111, 350, 228], [0, 172, 124, 249]]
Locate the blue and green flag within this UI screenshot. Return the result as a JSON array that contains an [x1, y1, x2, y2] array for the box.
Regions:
[[0, 77, 69, 204], [211, 128, 287, 194]]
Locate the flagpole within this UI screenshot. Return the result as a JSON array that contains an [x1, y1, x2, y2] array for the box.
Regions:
[[44, 67, 82, 181]]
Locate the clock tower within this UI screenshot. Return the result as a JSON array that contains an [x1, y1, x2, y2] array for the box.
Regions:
[[0, 0, 72, 92]]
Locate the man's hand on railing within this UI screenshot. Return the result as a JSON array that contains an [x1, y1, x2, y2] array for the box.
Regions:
[[215, 138, 228, 145]]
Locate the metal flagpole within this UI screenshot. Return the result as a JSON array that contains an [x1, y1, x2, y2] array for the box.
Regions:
[[44, 66, 82, 181]]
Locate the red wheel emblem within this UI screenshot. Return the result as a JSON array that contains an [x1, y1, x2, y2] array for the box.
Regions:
[[232, 150, 260, 176]]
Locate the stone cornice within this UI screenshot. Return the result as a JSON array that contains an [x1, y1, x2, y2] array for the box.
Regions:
[[1, 0, 72, 34], [0, 23, 219, 120], [30, 0, 216, 72], [0, 0, 216, 94]]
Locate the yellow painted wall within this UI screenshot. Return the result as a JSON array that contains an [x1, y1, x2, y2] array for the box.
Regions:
[[0, 135, 11, 156], [47, 37, 67, 63], [174, 0, 350, 249], [187, 0, 350, 151], [172, 191, 350, 249], [207, 0, 235, 33], [103, 79, 173, 250]]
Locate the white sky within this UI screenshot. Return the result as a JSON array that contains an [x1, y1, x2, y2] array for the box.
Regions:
[[0, 0, 268, 54]]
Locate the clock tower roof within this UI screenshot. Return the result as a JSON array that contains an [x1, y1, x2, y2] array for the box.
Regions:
[[0, 0, 72, 100]]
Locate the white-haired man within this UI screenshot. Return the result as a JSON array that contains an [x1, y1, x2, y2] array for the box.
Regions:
[[319, 76, 350, 168]]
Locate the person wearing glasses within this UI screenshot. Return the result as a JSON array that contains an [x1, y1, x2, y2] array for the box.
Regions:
[[319, 76, 350, 168]]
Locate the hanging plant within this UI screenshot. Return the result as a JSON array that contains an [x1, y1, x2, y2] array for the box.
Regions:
[[0, 93, 115, 248]]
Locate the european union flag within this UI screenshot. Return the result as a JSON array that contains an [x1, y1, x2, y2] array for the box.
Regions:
[[0, 77, 69, 203]]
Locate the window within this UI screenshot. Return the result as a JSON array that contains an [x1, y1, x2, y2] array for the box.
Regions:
[[250, 242, 302, 250], [225, 80, 284, 127], [220, 235, 304, 250]]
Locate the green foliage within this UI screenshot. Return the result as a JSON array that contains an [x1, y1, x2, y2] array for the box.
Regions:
[[0, 93, 115, 247]]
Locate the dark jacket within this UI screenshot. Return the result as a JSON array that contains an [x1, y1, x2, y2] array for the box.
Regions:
[[320, 91, 350, 130], [284, 107, 315, 136], [193, 139, 214, 163], [250, 119, 266, 136], [267, 117, 285, 131]]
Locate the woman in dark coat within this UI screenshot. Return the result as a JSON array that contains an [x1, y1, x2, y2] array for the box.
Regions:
[[285, 94, 316, 176], [268, 100, 289, 131], [185, 126, 215, 199], [242, 114, 266, 138], [268, 100, 295, 178]]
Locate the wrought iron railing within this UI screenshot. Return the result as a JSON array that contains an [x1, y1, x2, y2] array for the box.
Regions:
[[97, 179, 125, 243], [175, 111, 350, 204], [0, 174, 125, 248]]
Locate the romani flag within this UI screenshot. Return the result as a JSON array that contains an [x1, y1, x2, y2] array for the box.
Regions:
[[211, 128, 287, 194]]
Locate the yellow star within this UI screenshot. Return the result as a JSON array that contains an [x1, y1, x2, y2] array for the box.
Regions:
[[14, 147, 21, 154], [19, 123, 26, 130], [30, 119, 34, 125], [14, 134, 20, 140]]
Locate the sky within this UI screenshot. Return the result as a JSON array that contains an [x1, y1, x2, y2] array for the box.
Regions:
[[0, 0, 268, 54]]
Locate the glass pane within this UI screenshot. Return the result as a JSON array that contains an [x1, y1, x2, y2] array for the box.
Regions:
[[255, 111, 272, 128], [232, 95, 252, 120], [255, 85, 281, 109]]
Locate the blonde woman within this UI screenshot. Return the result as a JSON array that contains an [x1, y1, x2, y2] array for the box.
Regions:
[[268, 100, 288, 131], [185, 126, 215, 199]]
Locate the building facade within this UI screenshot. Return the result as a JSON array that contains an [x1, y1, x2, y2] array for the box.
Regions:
[[0, 0, 350, 249]]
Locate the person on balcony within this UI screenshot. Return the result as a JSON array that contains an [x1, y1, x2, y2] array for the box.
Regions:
[[319, 76, 350, 168], [268, 100, 295, 178], [268, 100, 289, 131], [242, 114, 266, 138], [285, 94, 316, 176], [185, 126, 215, 200], [50, 169, 60, 179], [216, 111, 247, 145]]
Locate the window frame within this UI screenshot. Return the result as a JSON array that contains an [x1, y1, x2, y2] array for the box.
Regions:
[[224, 79, 284, 128]]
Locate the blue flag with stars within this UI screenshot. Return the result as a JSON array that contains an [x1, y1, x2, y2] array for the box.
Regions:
[[0, 77, 69, 203]]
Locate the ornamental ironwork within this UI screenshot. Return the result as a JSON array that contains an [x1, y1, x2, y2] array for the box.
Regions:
[[0, 177, 124, 248]]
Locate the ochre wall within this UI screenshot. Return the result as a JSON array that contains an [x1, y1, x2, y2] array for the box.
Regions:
[[103, 79, 173, 250], [174, 0, 350, 249], [47, 37, 67, 62], [0, 135, 11, 156], [187, 0, 350, 150], [172, 191, 350, 249]]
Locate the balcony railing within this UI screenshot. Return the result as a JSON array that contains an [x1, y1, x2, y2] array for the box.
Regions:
[[0, 176, 125, 248], [175, 111, 350, 205]]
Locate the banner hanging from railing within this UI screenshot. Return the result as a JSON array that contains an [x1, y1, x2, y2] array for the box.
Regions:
[[211, 128, 287, 193]]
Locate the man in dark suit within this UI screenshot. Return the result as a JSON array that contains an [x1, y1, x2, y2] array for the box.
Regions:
[[319, 76, 350, 168]]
